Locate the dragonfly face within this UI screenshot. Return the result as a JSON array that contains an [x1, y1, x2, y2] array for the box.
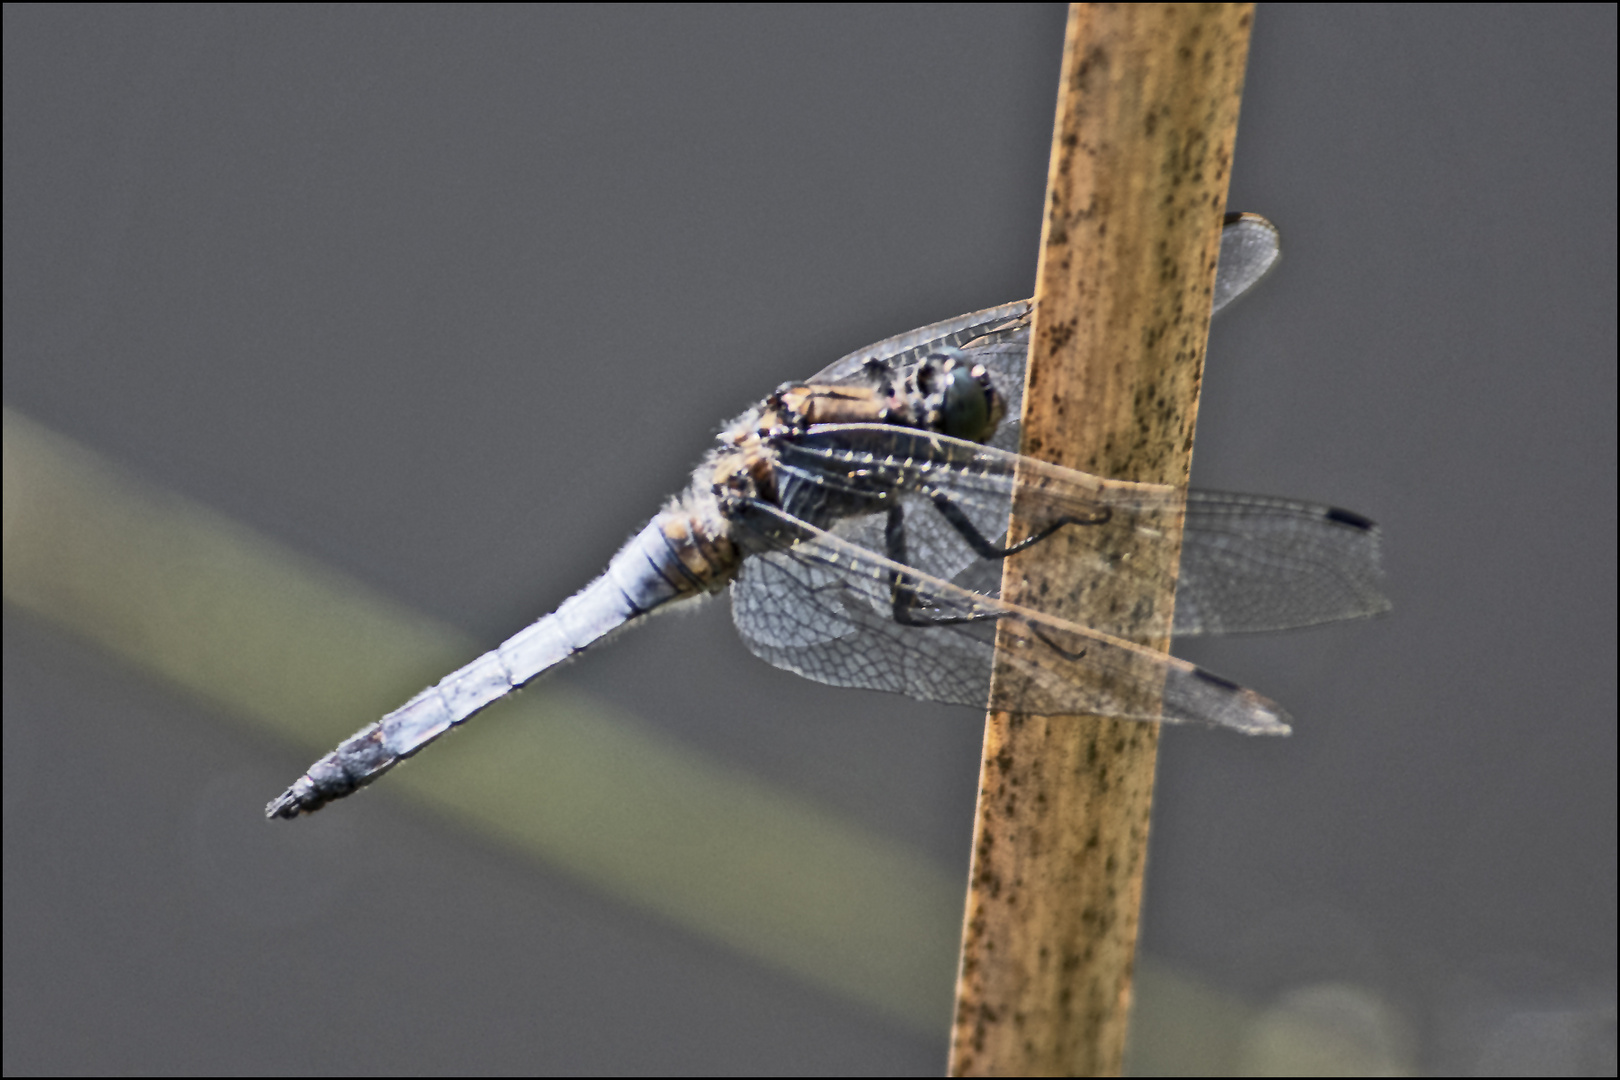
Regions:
[[269, 212, 1387, 820]]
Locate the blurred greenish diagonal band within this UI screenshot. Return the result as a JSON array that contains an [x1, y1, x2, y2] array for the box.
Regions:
[[1, 406, 963, 1032]]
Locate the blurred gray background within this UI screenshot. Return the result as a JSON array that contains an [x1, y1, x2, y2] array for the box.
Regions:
[[4, 4, 1614, 1074]]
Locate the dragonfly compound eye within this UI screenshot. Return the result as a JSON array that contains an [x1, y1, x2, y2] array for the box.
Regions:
[[941, 362, 993, 442]]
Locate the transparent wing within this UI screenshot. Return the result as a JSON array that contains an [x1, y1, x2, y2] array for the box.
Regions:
[[805, 213, 1281, 452], [1212, 212, 1283, 314], [805, 300, 1032, 387], [728, 501, 1290, 734], [772, 424, 1389, 638]]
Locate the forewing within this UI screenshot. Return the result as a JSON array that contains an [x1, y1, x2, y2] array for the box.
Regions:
[[728, 501, 1289, 734], [1212, 212, 1282, 315], [1175, 493, 1389, 633], [803, 213, 1280, 451], [774, 425, 1389, 637], [805, 300, 1032, 386]]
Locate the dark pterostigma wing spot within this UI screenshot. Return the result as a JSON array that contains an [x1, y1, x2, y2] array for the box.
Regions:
[[1325, 506, 1376, 531], [1192, 667, 1242, 692]]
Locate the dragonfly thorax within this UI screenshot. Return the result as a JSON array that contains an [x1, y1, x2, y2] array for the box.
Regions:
[[700, 351, 1010, 539]]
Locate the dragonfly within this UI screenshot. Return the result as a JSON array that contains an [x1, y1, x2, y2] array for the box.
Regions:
[[268, 213, 1388, 819]]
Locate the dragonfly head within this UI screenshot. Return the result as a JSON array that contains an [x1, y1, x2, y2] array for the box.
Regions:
[[914, 348, 1005, 443]]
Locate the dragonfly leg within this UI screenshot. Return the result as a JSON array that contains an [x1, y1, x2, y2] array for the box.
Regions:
[[882, 503, 1089, 660], [884, 503, 1002, 627], [881, 498, 1112, 660], [926, 490, 1110, 558]]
